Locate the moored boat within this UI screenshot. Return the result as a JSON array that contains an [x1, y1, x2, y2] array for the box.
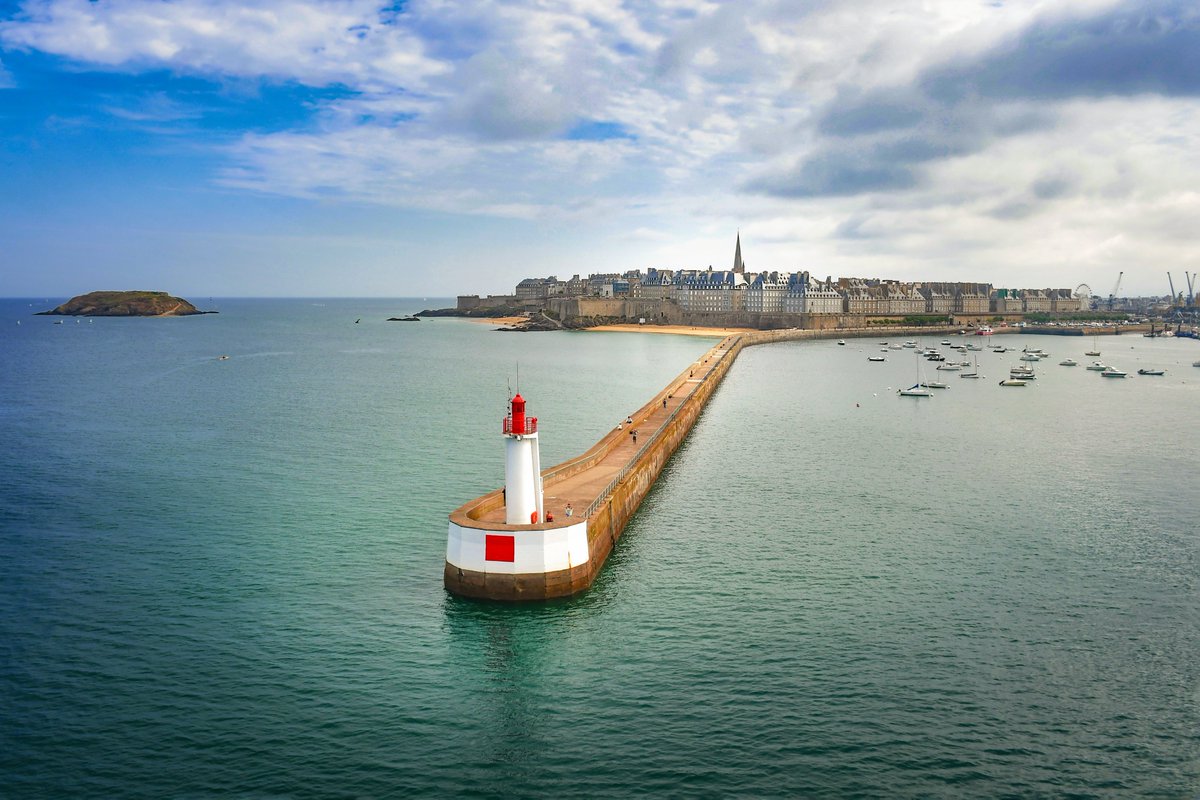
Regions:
[[1085, 361, 1108, 371], [1100, 369, 1127, 378], [1059, 359, 1078, 366], [998, 378, 1027, 386], [1137, 368, 1164, 375]]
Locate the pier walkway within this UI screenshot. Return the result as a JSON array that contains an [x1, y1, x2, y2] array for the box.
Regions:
[[471, 335, 739, 527]]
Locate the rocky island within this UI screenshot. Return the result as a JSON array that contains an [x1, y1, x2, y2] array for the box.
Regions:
[[36, 291, 214, 317]]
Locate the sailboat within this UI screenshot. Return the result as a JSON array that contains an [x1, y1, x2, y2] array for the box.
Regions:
[[960, 353, 982, 378], [1085, 333, 1101, 357], [899, 352, 933, 396]]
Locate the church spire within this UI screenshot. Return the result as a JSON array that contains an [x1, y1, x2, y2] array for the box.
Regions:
[[733, 231, 744, 274]]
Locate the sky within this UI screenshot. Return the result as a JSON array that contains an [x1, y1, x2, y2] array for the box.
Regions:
[[2, 0, 1199, 299]]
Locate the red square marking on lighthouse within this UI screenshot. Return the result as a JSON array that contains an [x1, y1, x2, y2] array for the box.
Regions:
[[485, 534, 515, 562]]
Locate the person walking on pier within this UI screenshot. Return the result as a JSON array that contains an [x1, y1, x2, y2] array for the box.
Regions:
[[631, 429, 638, 444], [565, 503, 573, 518]]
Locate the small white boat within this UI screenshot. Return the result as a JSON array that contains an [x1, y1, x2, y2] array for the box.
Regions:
[[1137, 368, 1164, 375], [868, 356, 886, 362], [1085, 361, 1108, 371], [1100, 369, 1127, 378], [1020, 354, 1040, 362], [1059, 359, 1078, 366], [940, 340, 951, 345], [960, 372, 981, 379], [1193, 360, 1200, 367], [936, 363, 961, 371], [899, 385, 933, 397], [837, 339, 846, 345], [903, 341, 917, 348], [919, 381, 948, 389], [998, 378, 1028, 386], [1085, 349, 1101, 357]]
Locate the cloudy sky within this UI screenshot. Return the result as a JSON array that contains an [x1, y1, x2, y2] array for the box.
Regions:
[[2, 0, 1198, 298]]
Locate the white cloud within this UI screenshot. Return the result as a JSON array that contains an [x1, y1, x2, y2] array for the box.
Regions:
[[0, 56, 13, 88], [0, 0, 446, 89], [3, 0, 1198, 293]]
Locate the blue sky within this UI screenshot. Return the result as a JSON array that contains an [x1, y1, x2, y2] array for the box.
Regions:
[[2, 0, 1199, 298]]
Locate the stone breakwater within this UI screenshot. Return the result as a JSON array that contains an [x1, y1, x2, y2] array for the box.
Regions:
[[444, 325, 962, 601]]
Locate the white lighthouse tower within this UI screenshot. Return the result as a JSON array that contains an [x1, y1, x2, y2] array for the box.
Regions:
[[503, 393, 544, 525]]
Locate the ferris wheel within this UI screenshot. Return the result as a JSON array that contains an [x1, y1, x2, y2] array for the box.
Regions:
[[1074, 283, 1092, 298]]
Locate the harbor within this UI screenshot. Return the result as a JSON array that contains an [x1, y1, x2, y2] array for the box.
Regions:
[[447, 322, 1198, 601], [445, 325, 968, 600]]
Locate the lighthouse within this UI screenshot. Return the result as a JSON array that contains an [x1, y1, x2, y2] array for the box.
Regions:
[[445, 389, 589, 600], [503, 393, 544, 525]]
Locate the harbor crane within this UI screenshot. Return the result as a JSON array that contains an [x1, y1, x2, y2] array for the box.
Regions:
[[1107, 271, 1123, 310], [1168, 272, 1177, 306], [1188, 271, 1196, 307]]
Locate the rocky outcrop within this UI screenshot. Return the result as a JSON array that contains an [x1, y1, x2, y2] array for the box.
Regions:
[[418, 305, 526, 318], [37, 291, 212, 317]]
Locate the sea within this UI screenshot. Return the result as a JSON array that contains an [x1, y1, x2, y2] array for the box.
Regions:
[[2, 297, 1198, 798]]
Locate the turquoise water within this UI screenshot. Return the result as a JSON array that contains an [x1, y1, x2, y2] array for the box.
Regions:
[[2, 300, 1198, 797]]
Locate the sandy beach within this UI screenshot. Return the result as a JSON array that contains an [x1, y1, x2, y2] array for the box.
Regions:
[[473, 315, 528, 326]]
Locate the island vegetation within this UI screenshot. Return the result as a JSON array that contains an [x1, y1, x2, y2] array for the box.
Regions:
[[36, 291, 214, 317]]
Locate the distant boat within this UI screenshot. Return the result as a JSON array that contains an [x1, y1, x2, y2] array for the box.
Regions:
[[837, 339, 846, 345], [1085, 333, 1101, 357], [1085, 361, 1108, 371], [217, 355, 230, 361], [900, 352, 933, 396], [936, 363, 961, 371], [960, 354, 981, 378], [919, 380, 948, 389], [1193, 361, 1200, 367], [1137, 368, 1164, 375], [899, 385, 932, 396], [998, 378, 1028, 386], [976, 326, 994, 335], [1059, 359, 1078, 366], [1100, 369, 1127, 378], [940, 340, 951, 345], [868, 356, 886, 362]]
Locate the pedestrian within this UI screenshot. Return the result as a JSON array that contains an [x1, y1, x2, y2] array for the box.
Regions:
[[626, 415, 633, 424], [662, 398, 667, 408], [631, 429, 638, 444], [565, 503, 573, 518]]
